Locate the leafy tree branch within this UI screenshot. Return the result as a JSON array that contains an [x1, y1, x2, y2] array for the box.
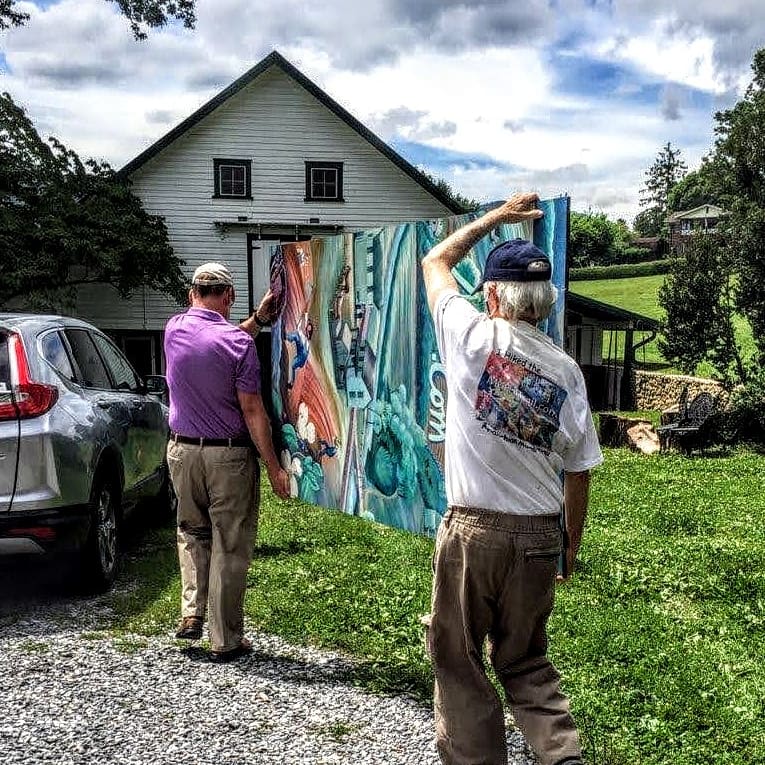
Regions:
[[0, 0, 195, 38], [0, 92, 187, 311]]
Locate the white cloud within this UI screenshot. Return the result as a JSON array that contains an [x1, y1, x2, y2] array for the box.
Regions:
[[595, 18, 726, 93], [306, 46, 561, 173], [611, 0, 764, 88], [2, 0, 763, 220]]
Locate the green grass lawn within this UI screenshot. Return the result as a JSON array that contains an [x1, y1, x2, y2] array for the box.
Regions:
[[571, 275, 666, 322], [113, 449, 765, 765]]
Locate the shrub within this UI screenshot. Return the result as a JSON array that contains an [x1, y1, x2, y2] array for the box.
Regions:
[[723, 371, 765, 445], [618, 246, 664, 264], [570, 259, 679, 281]]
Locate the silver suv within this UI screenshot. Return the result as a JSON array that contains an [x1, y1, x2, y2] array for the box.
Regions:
[[0, 314, 171, 591]]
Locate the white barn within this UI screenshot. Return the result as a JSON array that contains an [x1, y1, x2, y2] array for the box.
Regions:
[[74, 50, 459, 376]]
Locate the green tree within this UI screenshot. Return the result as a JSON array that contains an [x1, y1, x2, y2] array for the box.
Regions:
[[0, 92, 186, 310], [658, 232, 746, 384], [666, 158, 727, 214], [637, 142, 687, 236], [632, 207, 665, 238], [613, 218, 633, 248], [570, 211, 646, 266], [714, 48, 765, 362], [0, 0, 195, 38], [657, 48, 765, 382], [569, 211, 616, 266], [0, 0, 26, 29]]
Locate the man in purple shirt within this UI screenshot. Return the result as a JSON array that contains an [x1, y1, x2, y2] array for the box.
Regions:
[[165, 262, 290, 663]]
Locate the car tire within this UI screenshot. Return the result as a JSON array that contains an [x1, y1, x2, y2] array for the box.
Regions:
[[80, 471, 121, 593]]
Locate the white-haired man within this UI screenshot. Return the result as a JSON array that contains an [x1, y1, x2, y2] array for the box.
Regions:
[[165, 262, 289, 663], [421, 194, 603, 765]]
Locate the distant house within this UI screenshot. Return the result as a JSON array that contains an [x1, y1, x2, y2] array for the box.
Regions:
[[71, 50, 460, 376], [667, 204, 724, 255]]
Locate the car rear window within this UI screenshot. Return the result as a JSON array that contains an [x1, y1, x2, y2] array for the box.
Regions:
[[40, 331, 75, 382], [65, 329, 112, 389]]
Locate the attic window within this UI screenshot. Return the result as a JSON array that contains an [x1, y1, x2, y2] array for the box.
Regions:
[[213, 158, 252, 199], [305, 161, 344, 202]]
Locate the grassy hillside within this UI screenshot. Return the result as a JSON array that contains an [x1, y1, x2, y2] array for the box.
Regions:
[[570, 274, 665, 321]]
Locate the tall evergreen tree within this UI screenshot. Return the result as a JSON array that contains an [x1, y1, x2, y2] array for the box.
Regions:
[[636, 142, 687, 236], [714, 48, 765, 360], [658, 232, 747, 384], [659, 48, 765, 381]]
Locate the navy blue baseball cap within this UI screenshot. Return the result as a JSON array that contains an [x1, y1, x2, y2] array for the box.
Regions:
[[474, 238, 551, 292]]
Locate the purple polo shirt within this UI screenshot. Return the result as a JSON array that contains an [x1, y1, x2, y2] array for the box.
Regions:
[[164, 307, 260, 439]]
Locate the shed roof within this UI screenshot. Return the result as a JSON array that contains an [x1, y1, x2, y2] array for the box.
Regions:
[[567, 291, 660, 331]]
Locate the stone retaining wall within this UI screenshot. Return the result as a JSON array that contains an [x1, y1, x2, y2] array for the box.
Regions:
[[632, 370, 727, 412]]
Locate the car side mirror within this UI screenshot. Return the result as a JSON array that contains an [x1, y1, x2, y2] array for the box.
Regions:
[[144, 375, 167, 396]]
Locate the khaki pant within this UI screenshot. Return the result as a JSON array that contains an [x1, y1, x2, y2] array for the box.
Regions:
[[167, 440, 259, 653], [427, 506, 581, 765]]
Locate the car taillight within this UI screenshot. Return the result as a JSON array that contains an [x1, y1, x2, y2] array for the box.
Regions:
[[7, 527, 57, 541], [0, 333, 58, 421]]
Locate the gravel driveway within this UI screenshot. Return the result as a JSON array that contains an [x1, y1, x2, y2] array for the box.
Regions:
[[0, 559, 534, 765]]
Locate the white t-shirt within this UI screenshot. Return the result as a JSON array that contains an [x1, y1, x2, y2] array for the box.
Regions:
[[434, 289, 603, 515]]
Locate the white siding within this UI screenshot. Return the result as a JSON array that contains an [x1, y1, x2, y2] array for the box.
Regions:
[[74, 65, 453, 331]]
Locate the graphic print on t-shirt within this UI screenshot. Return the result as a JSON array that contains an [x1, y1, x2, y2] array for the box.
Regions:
[[475, 351, 568, 453]]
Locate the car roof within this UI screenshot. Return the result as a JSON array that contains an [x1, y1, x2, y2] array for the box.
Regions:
[[0, 313, 98, 333]]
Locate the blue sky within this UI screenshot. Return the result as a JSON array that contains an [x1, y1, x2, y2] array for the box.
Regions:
[[1, 0, 763, 221]]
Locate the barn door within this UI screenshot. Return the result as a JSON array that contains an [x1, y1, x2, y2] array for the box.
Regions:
[[247, 236, 281, 314]]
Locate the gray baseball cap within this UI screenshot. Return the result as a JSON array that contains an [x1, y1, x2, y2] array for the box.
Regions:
[[192, 262, 234, 287]]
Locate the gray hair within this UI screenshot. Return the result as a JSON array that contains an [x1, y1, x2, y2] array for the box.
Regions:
[[483, 280, 558, 321]]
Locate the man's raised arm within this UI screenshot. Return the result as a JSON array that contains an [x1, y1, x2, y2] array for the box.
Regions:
[[239, 288, 280, 337], [420, 192, 543, 313]]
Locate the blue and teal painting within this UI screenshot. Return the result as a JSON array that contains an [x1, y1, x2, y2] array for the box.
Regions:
[[270, 197, 569, 536]]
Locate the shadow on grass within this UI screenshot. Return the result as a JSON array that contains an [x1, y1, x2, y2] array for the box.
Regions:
[[351, 659, 432, 700], [252, 540, 319, 557], [652, 442, 733, 459]]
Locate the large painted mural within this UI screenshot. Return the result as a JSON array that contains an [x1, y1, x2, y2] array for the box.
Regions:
[[270, 197, 569, 536]]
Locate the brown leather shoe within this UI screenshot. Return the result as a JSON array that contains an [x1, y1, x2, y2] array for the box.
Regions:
[[175, 616, 203, 640], [209, 637, 253, 663]]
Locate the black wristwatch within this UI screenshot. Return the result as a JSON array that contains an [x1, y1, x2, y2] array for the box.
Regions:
[[252, 311, 269, 328]]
